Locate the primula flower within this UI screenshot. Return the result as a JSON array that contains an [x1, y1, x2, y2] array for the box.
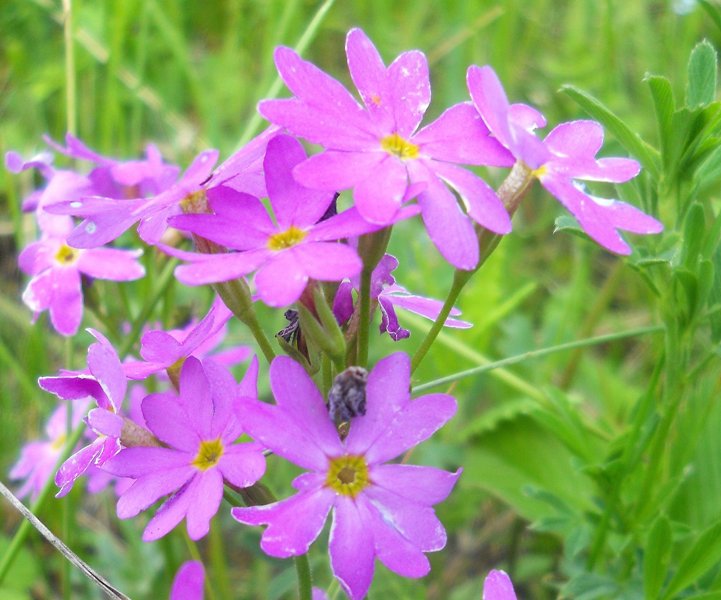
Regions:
[[483, 569, 517, 600], [9, 402, 88, 501], [333, 254, 471, 341], [168, 134, 388, 307], [103, 357, 266, 541], [19, 214, 145, 337], [39, 330, 129, 497], [123, 296, 251, 380], [170, 560, 205, 600], [48, 127, 278, 248], [467, 65, 663, 254], [232, 353, 460, 599], [259, 28, 515, 270]]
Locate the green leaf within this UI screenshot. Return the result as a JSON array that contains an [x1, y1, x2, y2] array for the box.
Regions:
[[560, 84, 661, 179], [687, 40, 718, 108], [644, 515, 672, 599], [699, 0, 721, 35], [646, 74, 676, 162], [663, 518, 721, 598], [682, 202, 706, 268]]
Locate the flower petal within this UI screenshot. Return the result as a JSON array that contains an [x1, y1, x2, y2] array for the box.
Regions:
[[484, 569, 518, 600], [466, 65, 513, 149], [116, 467, 193, 519], [386, 49, 430, 136], [253, 251, 308, 307], [186, 469, 224, 540], [353, 156, 408, 225], [290, 243, 362, 282], [544, 120, 604, 159], [48, 268, 83, 337], [142, 392, 200, 452], [293, 150, 384, 191], [174, 250, 268, 286], [77, 248, 144, 280], [218, 443, 266, 488], [370, 464, 461, 505], [103, 447, 189, 478], [142, 477, 197, 541], [170, 561, 205, 600]]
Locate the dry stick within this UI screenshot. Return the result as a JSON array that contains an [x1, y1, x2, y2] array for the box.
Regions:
[[0, 481, 131, 600]]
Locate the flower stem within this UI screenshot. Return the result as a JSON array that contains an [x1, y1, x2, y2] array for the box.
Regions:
[[62, 0, 76, 136], [295, 554, 313, 600], [410, 268, 473, 373], [357, 266, 373, 368]]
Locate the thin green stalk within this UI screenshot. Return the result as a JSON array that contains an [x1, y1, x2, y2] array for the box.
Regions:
[[209, 520, 231, 600], [181, 534, 217, 600], [295, 553, 312, 600], [236, 0, 337, 146], [410, 269, 472, 373], [356, 267, 373, 367], [62, 0, 76, 135], [413, 324, 663, 393]]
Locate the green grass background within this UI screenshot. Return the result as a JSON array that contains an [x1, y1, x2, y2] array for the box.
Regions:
[[1, 1, 720, 598]]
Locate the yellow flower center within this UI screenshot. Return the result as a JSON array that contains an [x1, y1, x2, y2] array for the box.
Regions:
[[54, 244, 80, 265], [179, 190, 209, 214], [192, 438, 224, 471], [51, 433, 67, 451], [325, 454, 370, 497], [380, 133, 419, 160], [531, 164, 548, 178], [267, 226, 307, 251]]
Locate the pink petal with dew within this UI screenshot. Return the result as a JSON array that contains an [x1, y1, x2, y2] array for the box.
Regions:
[[344, 352, 411, 454], [361, 495, 430, 578], [353, 155, 408, 225], [413, 102, 514, 167], [142, 476, 197, 541], [104, 447, 189, 479], [466, 65, 514, 148], [234, 397, 330, 471], [186, 469, 224, 540], [370, 464, 462, 505], [329, 497, 376, 600], [431, 160, 512, 234], [39, 374, 102, 402], [386, 48, 431, 136], [384, 289, 471, 328], [346, 28, 392, 128], [566, 156, 641, 183], [254, 251, 308, 307], [508, 102, 547, 131], [218, 444, 266, 488], [170, 561, 205, 600], [77, 248, 145, 281], [294, 149, 385, 191], [484, 569, 518, 600], [540, 176, 632, 254], [291, 243, 362, 282], [22, 269, 54, 313], [270, 356, 343, 456], [273, 46, 366, 118], [259, 99, 378, 151], [174, 250, 269, 286], [364, 485, 448, 552], [544, 120, 604, 159], [414, 169, 479, 270], [363, 392, 457, 464], [48, 267, 83, 337], [142, 392, 201, 452], [55, 436, 120, 498], [265, 135, 336, 228], [67, 211, 140, 249], [232, 488, 335, 557], [182, 149, 219, 184]]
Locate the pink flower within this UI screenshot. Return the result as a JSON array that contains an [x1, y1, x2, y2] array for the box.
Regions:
[[467, 65, 663, 254], [259, 28, 514, 269], [19, 216, 144, 337], [168, 135, 389, 307], [232, 353, 460, 599], [39, 330, 129, 497], [170, 561, 205, 600], [103, 358, 266, 541]]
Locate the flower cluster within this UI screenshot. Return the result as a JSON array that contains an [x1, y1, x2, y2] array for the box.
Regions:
[[7, 25, 664, 600]]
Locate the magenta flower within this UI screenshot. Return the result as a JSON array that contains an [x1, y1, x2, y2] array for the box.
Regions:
[[483, 569, 517, 600], [170, 561, 205, 600], [168, 134, 387, 307], [334, 254, 471, 341], [232, 353, 460, 599], [19, 216, 145, 337], [48, 126, 278, 248], [39, 330, 128, 497], [123, 296, 251, 380], [467, 65, 663, 254], [9, 402, 88, 501], [259, 28, 515, 270], [103, 357, 266, 541]]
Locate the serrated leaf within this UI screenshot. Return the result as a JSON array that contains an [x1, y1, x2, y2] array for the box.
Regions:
[[560, 84, 661, 179], [687, 40, 718, 108], [457, 397, 536, 440], [644, 515, 672, 599], [663, 518, 721, 599]]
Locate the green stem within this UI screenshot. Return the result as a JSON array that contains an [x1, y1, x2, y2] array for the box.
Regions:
[[412, 324, 663, 393], [411, 269, 472, 373], [295, 554, 313, 600], [356, 267, 373, 368], [209, 520, 231, 600], [62, 0, 76, 136]]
